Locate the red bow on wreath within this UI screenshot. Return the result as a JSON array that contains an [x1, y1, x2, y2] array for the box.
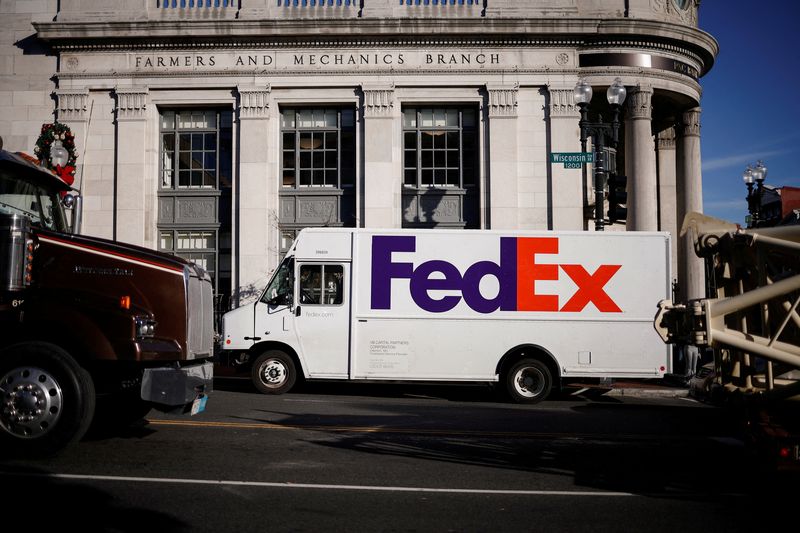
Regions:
[[54, 164, 75, 186], [54, 164, 75, 198]]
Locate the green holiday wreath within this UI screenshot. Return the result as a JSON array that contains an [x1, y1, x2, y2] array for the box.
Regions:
[[33, 122, 78, 185]]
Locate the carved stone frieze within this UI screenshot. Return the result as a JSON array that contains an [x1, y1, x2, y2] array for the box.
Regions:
[[297, 197, 336, 223], [363, 86, 394, 118], [487, 85, 518, 118], [238, 85, 271, 119], [158, 198, 174, 224], [56, 89, 89, 122], [547, 87, 578, 118], [177, 197, 216, 223], [402, 189, 469, 227], [115, 87, 148, 120]]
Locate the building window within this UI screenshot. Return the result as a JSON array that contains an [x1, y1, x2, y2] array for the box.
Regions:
[[401, 106, 480, 229], [278, 0, 357, 7], [160, 110, 230, 190], [278, 106, 357, 253], [402, 107, 478, 189], [160, 1, 237, 9], [399, 0, 481, 6], [281, 108, 355, 189], [159, 230, 217, 279], [158, 109, 233, 309]]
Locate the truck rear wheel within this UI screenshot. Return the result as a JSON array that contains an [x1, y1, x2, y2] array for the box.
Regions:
[[251, 350, 296, 395], [505, 358, 552, 404], [0, 342, 95, 456]]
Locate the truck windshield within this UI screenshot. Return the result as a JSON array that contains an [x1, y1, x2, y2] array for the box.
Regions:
[[0, 171, 68, 232], [260, 257, 294, 306]]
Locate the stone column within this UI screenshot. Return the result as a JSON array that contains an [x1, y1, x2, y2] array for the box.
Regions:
[[657, 127, 678, 277], [362, 85, 400, 228], [547, 86, 583, 230], [237, 85, 274, 297], [624, 85, 658, 232], [676, 107, 705, 301], [487, 84, 519, 229], [55, 89, 89, 192], [114, 87, 148, 246]]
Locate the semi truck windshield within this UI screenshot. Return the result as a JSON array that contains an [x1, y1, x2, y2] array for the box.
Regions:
[[0, 171, 68, 232]]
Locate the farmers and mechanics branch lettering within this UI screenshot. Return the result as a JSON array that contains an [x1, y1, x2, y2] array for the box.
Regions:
[[129, 51, 503, 72]]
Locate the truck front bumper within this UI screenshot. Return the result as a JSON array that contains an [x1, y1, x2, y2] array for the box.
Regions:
[[140, 361, 213, 407]]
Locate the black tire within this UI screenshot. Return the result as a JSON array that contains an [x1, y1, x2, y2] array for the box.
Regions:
[[505, 358, 552, 404], [251, 350, 297, 395], [0, 342, 95, 456]]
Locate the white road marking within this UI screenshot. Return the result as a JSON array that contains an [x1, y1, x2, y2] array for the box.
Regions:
[[1, 471, 636, 497]]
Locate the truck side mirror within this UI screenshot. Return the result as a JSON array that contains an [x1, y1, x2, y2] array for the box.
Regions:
[[267, 293, 291, 307], [62, 193, 82, 234]]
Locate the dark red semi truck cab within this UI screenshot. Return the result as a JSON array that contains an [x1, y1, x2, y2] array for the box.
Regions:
[[0, 149, 214, 455]]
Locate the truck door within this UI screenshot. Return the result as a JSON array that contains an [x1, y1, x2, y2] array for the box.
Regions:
[[294, 262, 350, 378], [252, 257, 295, 349]]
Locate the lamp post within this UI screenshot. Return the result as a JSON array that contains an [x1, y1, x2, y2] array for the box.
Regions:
[[574, 78, 626, 231], [743, 160, 767, 227]]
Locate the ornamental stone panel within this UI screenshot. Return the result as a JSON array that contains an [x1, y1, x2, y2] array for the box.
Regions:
[[238, 85, 271, 119], [363, 87, 394, 118], [56, 89, 89, 122], [487, 85, 519, 118], [115, 88, 148, 121]]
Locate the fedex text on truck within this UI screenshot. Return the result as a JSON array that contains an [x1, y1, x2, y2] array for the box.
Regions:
[[370, 235, 622, 314]]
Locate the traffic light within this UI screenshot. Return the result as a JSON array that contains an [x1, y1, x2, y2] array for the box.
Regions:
[[607, 174, 627, 223]]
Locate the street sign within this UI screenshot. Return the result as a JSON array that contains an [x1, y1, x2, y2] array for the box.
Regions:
[[550, 152, 594, 169]]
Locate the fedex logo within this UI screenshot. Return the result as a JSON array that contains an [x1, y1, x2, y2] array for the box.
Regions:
[[370, 236, 622, 314]]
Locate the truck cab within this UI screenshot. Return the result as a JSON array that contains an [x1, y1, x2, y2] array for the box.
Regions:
[[1, 149, 214, 455]]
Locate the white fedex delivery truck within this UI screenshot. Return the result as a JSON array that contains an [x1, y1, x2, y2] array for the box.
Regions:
[[220, 228, 671, 403]]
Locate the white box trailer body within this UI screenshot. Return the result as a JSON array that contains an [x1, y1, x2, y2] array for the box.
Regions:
[[221, 228, 672, 402]]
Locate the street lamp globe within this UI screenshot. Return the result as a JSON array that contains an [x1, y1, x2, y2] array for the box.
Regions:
[[742, 166, 754, 185], [51, 140, 69, 168], [753, 160, 767, 183], [606, 78, 627, 106], [573, 79, 593, 105]]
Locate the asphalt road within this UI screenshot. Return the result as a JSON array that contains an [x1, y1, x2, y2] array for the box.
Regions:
[[1, 379, 794, 532]]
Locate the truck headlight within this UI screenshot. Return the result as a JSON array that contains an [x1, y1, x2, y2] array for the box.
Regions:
[[135, 317, 157, 338]]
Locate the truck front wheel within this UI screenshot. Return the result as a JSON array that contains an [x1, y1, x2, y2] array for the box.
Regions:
[[251, 350, 297, 395], [0, 342, 95, 456], [505, 358, 552, 404]]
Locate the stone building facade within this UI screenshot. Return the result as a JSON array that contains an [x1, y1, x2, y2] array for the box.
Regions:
[[1, 0, 717, 309]]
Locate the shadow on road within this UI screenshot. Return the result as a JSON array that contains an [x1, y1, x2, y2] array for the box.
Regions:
[[228, 396, 797, 505], [0, 466, 189, 531], [213, 376, 623, 403]]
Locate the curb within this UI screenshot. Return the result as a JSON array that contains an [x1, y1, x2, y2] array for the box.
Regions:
[[605, 387, 690, 398]]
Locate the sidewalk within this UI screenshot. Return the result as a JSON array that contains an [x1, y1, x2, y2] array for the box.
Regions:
[[566, 376, 691, 399]]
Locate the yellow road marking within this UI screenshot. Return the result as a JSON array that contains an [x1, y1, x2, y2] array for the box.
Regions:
[[145, 419, 665, 441], [148, 418, 541, 437]]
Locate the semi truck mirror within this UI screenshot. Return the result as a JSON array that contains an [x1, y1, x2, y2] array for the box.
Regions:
[[61, 193, 82, 234], [61, 194, 76, 209]]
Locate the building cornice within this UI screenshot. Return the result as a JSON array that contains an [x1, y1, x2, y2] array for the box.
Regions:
[[34, 17, 718, 74]]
